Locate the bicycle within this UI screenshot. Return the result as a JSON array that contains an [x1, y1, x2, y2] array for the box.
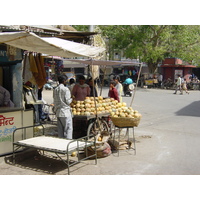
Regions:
[[86, 116, 110, 137]]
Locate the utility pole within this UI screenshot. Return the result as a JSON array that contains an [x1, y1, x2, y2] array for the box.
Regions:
[[89, 25, 95, 32]]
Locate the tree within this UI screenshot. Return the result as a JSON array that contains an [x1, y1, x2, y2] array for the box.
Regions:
[[72, 25, 89, 31], [98, 25, 200, 73]]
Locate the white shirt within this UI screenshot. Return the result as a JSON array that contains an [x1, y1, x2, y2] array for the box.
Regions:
[[115, 82, 123, 102], [176, 77, 182, 86], [53, 84, 72, 117], [158, 74, 163, 82]]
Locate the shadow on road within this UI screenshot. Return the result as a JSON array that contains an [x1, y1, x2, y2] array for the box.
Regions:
[[4, 150, 69, 174], [175, 100, 200, 117]]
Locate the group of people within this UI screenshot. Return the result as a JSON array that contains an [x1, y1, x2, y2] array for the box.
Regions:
[[53, 74, 130, 140], [53, 75, 98, 140], [173, 74, 189, 95]]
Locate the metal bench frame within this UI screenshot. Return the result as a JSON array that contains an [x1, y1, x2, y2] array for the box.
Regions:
[[12, 125, 97, 175]]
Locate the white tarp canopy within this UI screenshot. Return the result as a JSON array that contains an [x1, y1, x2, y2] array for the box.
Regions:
[[0, 31, 105, 58], [66, 59, 141, 66]]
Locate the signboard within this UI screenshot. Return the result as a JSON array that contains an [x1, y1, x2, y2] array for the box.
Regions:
[[0, 112, 21, 155], [0, 110, 33, 155], [174, 70, 183, 79], [0, 44, 22, 63]]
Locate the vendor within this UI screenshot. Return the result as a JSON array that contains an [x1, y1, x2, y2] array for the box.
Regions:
[[108, 81, 119, 102], [71, 75, 90, 101], [0, 85, 14, 107]]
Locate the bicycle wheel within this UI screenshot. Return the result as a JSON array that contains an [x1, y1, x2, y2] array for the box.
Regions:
[[87, 119, 109, 137]]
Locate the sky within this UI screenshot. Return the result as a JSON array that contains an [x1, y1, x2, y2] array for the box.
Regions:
[[3, 0, 200, 25]]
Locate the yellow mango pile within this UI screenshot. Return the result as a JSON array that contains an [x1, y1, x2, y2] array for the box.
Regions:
[[70, 96, 141, 119]]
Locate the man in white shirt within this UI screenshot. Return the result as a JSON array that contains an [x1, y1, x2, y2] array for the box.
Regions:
[[158, 73, 163, 88], [53, 75, 73, 139], [173, 75, 183, 94]]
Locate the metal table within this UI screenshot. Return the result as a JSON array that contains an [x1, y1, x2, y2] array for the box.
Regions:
[[112, 126, 136, 156]]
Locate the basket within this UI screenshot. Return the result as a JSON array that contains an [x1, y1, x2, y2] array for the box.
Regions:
[[111, 116, 141, 128]]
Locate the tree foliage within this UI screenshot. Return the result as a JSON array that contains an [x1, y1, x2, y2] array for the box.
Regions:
[[72, 25, 89, 31], [98, 25, 200, 73]]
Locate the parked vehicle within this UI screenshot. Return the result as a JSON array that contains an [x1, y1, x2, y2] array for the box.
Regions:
[[44, 83, 53, 90], [123, 83, 134, 96]]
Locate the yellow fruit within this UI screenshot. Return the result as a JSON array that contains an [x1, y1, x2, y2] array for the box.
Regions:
[[85, 112, 90, 116], [122, 102, 127, 107], [77, 108, 81, 112], [71, 152, 77, 157], [98, 137, 102, 141]]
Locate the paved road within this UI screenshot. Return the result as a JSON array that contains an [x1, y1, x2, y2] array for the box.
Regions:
[[0, 87, 200, 175]]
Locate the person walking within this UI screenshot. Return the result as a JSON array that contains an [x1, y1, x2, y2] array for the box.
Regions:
[[108, 81, 119, 102], [182, 78, 189, 94], [173, 75, 183, 95], [53, 75, 73, 139], [113, 76, 123, 102], [158, 73, 163, 88]]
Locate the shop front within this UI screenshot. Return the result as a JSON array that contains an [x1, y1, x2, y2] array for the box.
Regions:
[[161, 58, 196, 82], [0, 31, 106, 156], [0, 44, 34, 155]]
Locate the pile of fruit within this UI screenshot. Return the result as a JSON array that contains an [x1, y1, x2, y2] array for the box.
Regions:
[[70, 96, 142, 119]]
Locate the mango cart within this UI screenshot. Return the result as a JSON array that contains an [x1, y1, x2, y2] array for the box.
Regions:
[[73, 112, 110, 139], [71, 96, 113, 139]]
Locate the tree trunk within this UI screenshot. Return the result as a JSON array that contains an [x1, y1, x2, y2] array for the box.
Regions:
[[147, 62, 158, 74]]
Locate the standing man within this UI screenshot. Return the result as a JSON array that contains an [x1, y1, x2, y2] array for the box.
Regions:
[[173, 75, 183, 95], [53, 75, 73, 139], [158, 73, 163, 88]]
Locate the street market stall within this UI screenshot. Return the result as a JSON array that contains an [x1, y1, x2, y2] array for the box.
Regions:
[[1, 30, 143, 173], [0, 31, 105, 156], [67, 59, 143, 155]]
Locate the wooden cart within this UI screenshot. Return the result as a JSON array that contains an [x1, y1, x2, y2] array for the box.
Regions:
[[73, 112, 111, 139]]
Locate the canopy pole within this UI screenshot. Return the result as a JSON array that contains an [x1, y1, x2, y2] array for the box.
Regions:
[[90, 61, 101, 129], [100, 65, 106, 96], [130, 63, 142, 107]]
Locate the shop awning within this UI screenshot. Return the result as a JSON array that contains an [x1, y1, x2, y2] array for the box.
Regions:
[[66, 59, 142, 66], [0, 32, 105, 58], [160, 64, 196, 68]]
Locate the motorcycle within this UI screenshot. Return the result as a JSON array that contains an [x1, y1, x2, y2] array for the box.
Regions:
[[44, 83, 53, 90], [123, 83, 134, 96]]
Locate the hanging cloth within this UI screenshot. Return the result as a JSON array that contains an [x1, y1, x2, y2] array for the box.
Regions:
[[23, 53, 34, 84], [34, 54, 46, 88], [28, 52, 38, 85]]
